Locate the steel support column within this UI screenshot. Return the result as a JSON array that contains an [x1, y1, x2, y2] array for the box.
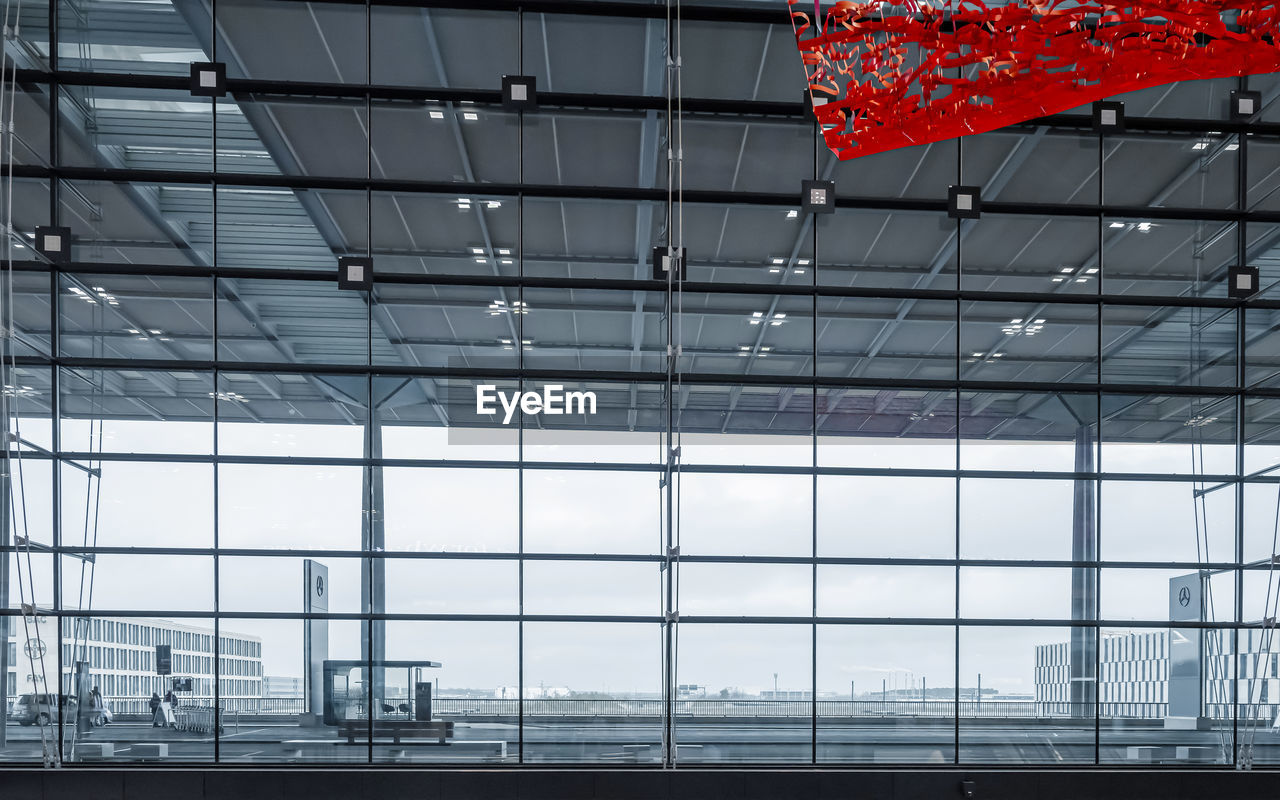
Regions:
[[1070, 423, 1098, 718]]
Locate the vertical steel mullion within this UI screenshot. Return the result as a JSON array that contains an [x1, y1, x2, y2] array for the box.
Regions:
[[47, 0, 62, 756], [953, 134, 963, 766], [516, 10, 526, 763], [364, 0, 375, 767], [809, 112, 818, 766], [1234, 82, 1248, 764], [1095, 122, 1105, 762], [210, 42, 221, 758]]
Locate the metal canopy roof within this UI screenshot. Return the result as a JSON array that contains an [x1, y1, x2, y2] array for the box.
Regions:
[[5, 0, 1276, 448]]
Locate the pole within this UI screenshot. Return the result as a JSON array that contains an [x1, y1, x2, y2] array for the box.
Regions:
[[773, 672, 778, 699], [1070, 424, 1098, 719]]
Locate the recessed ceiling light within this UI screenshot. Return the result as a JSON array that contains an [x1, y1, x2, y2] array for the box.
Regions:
[[797, 259, 811, 266], [1225, 143, 1240, 151], [1109, 222, 1126, 229], [752, 312, 764, 318], [786, 210, 798, 219], [429, 110, 444, 119], [470, 247, 485, 255], [497, 248, 511, 256], [463, 112, 479, 121], [1191, 141, 1210, 151], [771, 258, 785, 265], [1060, 267, 1074, 274]]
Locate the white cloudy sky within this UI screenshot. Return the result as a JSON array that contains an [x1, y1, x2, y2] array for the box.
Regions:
[[7, 416, 1280, 697]]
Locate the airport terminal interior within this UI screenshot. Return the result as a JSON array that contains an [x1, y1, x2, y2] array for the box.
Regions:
[[4, 0, 1280, 792]]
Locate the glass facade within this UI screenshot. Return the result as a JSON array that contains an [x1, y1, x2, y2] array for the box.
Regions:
[[1, 0, 1280, 769]]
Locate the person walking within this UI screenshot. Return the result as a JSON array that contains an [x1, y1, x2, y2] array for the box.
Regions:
[[149, 692, 162, 727]]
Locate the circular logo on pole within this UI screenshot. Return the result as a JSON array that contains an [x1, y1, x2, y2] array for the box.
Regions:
[[316, 575, 325, 598], [1178, 586, 1191, 607], [23, 639, 46, 658]]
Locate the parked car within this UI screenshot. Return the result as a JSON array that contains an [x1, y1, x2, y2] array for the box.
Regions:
[[13, 693, 70, 726], [12, 694, 112, 726]]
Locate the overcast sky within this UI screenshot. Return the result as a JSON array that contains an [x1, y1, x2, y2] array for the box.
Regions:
[[6, 416, 1280, 697]]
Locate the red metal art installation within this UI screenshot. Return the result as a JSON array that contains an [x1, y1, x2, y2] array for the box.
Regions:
[[790, 0, 1280, 159]]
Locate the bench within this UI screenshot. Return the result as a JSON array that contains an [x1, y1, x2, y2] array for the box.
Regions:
[[76, 742, 116, 760], [339, 720, 454, 744], [1126, 746, 1173, 763], [282, 738, 507, 761], [128, 743, 169, 760]]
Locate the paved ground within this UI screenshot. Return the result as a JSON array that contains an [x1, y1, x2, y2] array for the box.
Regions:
[[0, 718, 1274, 764]]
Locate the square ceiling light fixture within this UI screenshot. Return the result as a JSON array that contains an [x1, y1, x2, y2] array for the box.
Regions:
[[189, 62, 227, 97], [801, 180, 836, 214], [503, 75, 538, 112], [34, 226, 70, 263], [338, 256, 373, 291], [1232, 89, 1262, 121], [652, 247, 687, 281], [948, 185, 982, 219], [1229, 265, 1259, 299], [1092, 100, 1124, 134]]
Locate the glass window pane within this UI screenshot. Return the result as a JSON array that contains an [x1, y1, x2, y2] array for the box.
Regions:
[[674, 623, 812, 763], [818, 475, 954, 560], [60, 368, 213, 455], [817, 624, 956, 763], [523, 622, 660, 763], [961, 478, 1079, 561], [374, 620, 518, 763], [219, 464, 363, 551], [818, 566, 954, 619], [524, 470, 657, 555], [680, 473, 811, 557], [960, 626, 1093, 763], [1103, 394, 1236, 475]]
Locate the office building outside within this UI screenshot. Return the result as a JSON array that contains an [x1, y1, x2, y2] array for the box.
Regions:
[[5, 618, 262, 714], [1036, 630, 1279, 721]]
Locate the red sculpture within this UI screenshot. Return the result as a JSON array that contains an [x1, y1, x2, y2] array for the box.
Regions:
[[790, 0, 1280, 159]]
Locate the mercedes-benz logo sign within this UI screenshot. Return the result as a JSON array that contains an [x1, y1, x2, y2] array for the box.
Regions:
[[23, 639, 46, 658], [316, 575, 325, 597], [1178, 586, 1191, 607]]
